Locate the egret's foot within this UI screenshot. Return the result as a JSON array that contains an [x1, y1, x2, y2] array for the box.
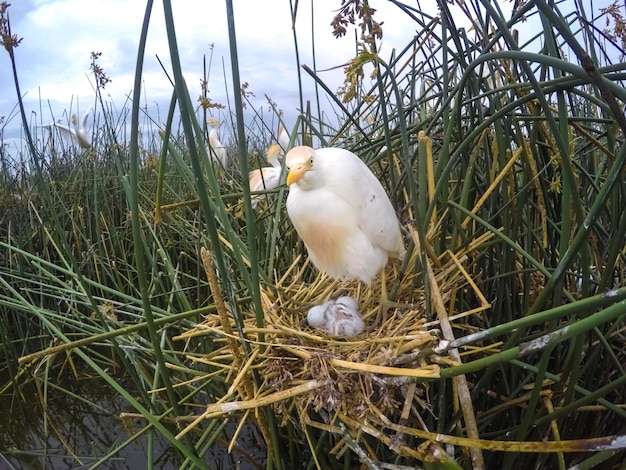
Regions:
[[367, 298, 391, 332], [367, 298, 414, 332]]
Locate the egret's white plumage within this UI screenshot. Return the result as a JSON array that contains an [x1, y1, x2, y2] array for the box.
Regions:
[[42, 106, 92, 150], [42, 121, 75, 150], [277, 109, 290, 152], [278, 122, 290, 152], [307, 296, 364, 336], [249, 144, 283, 208], [72, 108, 92, 149], [285, 145, 404, 285], [207, 117, 227, 166]]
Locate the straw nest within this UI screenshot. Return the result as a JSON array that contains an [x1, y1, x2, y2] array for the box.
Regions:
[[174, 227, 490, 463]]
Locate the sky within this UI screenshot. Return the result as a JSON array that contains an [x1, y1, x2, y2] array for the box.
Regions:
[[0, 0, 616, 158], [0, 0, 441, 156]]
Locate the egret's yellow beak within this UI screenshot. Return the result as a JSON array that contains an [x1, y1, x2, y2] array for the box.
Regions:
[[286, 162, 311, 186]]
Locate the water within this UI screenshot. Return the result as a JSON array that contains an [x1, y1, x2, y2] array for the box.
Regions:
[[0, 376, 264, 469]]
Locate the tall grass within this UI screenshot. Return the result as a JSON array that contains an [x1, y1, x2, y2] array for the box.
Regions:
[[1, 0, 626, 468]]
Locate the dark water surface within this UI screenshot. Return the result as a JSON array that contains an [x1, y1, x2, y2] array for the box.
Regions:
[[0, 375, 264, 469]]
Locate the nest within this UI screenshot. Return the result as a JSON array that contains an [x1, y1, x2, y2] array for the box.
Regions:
[[174, 228, 490, 464]]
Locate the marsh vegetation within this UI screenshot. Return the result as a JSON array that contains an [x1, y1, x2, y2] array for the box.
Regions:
[[1, 0, 625, 468]]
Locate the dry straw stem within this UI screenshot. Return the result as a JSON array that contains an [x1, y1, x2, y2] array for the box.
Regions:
[[200, 247, 245, 369], [411, 225, 485, 470], [354, 412, 626, 453], [197, 247, 273, 449], [278, 344, 440, 378], [461, 145, 524, 231]]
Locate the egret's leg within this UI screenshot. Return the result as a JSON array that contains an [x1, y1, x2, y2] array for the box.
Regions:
[[368, 267, 392, 331], [381, 264, 390, 302]]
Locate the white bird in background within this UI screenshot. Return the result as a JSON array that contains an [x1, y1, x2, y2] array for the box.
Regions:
[[248, 144, 283, 208], [277, 109, 290, 152], [285, 145, 405, 287], [307, 296, 364, 336], [42, 106, 93, 150], [278, 122, 290, 152], [72, 109, 92, 149], [207, 117, 227, 166]]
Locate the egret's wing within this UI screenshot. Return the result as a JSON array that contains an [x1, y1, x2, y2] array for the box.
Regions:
[[249, 167, 281, 208], [278, 124, 290, 152], [73, 106, 93, 149], [249, 168, 264, 192], [208, 132, 227, 166], [286, 184, 378, 282], [250, 167, 281, 192], [317, 148, 404, 257], [80, 106, 93, 131], [42, 122, 78, 142]]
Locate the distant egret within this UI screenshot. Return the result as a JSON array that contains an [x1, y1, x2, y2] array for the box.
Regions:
[[278, 122, 290, 152], [207, 117, 227, 166], [42, 106, 93, 150], [72, 109, 91, 149], [285, 145, 405, 287], [248, 144, 282, 208], [277, 110, 290, 152]]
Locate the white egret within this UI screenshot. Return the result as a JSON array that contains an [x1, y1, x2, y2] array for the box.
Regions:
[[277, 109, 290, 152], [72, 109, 92, 149], [42, 120, 75, 152], [42, 106, 92, 150], [278, 122, 290, 152], [307, 296, 364, 336], [207, 117, 227, 166], [285, 145, 405, 287], [248, 144, 282, 208]]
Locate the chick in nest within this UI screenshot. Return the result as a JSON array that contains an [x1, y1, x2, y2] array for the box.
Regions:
[[307, 296, 364, 336]]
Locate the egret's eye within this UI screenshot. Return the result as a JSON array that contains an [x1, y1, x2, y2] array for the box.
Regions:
[[308, 157, 314, 166]]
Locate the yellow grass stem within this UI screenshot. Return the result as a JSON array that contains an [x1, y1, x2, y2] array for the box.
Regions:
[[337, 413, 429, 461], [327, 359, 439, 378], [199, 246, 273, 447], [156, 367, 225, 391], [279, 344, 440, 378], [411, 225, 485, 469], [226, 348, 260, 397], [158, 198, 199, 212], [302, 422, 323, 469], [201, 247, 245, 369], [462, 145, 524, 231], [448, 249, 491, 315], [203, 380, 326, 419], [372, 414, 626, 453], [543, 393, 566, 469], [228, 409, 252, 453]]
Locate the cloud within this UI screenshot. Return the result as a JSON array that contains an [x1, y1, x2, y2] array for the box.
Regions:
[[0, 0, 435, 149]]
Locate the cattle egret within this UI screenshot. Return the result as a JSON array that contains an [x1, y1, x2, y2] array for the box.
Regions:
[[249, 144, 282, 208], [307, 296, 364, 336], [42, 121, 75, 152], [207, 117, 227, 166], [72, 108, 92, 149], [285, 145, 405, 287], [42, 106, 92, 150]]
